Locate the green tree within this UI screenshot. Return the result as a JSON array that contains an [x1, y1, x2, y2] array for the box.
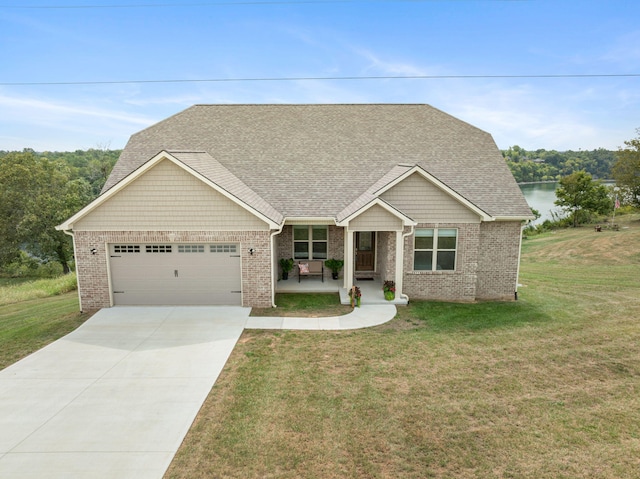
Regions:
[[612, 129, 640, 207], [502, 146, 616, 183], [555, 171, 612, 227], [0, 151, 93, 273], [0, 151, 35, 264]]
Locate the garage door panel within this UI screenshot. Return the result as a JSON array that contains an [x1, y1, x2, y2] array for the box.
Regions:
[[109, 244, 242, 306], [114, 290, 242, 306]]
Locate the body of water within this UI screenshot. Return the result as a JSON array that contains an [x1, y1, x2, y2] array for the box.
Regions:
[[519, 182, 563, 225], [519, 181, 616, 225]]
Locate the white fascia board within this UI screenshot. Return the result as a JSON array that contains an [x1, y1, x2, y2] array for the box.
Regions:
[[284, 217, 337, 225], [56, 151, 280, 231], [335, 198, 417, 227], [493, 215, 537, 222], [373, 165, 494, 222]]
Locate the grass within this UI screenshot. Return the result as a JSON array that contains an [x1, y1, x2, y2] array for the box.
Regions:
[[0, 276, 89, 370], [251, 293, 352, 317], [0, 273, 78, 306], [165, 216, 640, 479]]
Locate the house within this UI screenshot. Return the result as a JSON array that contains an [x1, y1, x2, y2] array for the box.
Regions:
[[57, 104, 534, 311]]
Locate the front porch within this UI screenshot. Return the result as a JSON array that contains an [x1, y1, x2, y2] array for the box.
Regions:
[[275, 277, 408, 306]]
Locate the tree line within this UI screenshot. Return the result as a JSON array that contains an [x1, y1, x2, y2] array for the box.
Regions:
[[502, 146, 616, 183], [0, 148, 120, 276]]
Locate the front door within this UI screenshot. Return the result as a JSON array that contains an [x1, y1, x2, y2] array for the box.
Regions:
[[355, 232, 376, 272]]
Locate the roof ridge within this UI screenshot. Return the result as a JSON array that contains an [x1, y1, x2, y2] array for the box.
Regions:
[[190, 103, 433, 106]]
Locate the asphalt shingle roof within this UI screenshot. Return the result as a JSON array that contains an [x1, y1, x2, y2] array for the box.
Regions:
[[105, 104, 532, 219]]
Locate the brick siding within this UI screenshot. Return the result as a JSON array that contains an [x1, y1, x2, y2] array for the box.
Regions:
[[75, 221, 522, 311], [475, 221, 522, 300], [402, 221, 521, 302], [403, 223, 480, 302]]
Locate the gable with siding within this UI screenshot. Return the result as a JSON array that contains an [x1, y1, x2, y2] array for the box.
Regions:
[[348, 204, 404, 231], [381, 172, 482, 224], [74, 159, 270, 231]]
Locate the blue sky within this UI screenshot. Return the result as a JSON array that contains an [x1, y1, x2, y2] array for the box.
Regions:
[[1, 0, 638, 152]]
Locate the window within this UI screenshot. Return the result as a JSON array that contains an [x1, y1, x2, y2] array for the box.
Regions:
[[146, 245, 172, 253], [114, 245, 140, 253], [414, 228, 457, 271], [178, 245, 205, 253], [293, 226, 328, 260], [210, 244, 237, 253]]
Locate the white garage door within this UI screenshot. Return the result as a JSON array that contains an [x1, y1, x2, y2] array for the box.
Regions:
[[109, 243, 242, 306]]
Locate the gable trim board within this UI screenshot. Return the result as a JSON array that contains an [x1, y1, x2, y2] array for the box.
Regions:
[[59, 104, 534, 311]]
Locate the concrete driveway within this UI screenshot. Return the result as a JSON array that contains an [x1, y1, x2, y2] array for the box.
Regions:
[[0, 303, 396, 478], [0, 306, 249, 479]]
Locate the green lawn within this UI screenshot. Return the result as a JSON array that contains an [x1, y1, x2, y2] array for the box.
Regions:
[[166, 218, 640, 479], [0, 280, 89, 370], [251, 292, 352, 317], [0, 273, 78, 306]]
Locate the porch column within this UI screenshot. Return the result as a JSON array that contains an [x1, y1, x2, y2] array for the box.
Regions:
[[395, 229, 405, 299], [343, 228, 355, 290]]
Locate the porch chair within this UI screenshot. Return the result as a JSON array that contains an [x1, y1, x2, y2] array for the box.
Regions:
[[298, 260, 324, 282]]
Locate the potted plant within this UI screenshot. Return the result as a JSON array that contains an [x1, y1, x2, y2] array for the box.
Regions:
[[324, 258, 344, 280], [383, 280, 395, 301], [348, 285, 361, 307], [279, 258, 294, 280]]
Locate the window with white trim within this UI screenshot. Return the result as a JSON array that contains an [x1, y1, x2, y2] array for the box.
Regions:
[[414, 228, 457, 271], [293, 226, 328, 260]]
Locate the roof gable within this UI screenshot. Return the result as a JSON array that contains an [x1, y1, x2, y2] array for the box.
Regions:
[[378, 166, 490, 222], [102, 104, 533, 220], [336, 197, 417, 228], [57, 151, 281, 231]]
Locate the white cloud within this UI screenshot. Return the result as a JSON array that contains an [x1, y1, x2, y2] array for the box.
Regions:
[[416, 79, 626, 150], [354, 48, 447, 78], [0, 93, 152, 126], [0, 91, 156, 150]]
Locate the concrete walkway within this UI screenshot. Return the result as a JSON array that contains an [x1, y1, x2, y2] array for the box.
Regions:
[[0, 304, 396, 479], [246, 303, 397, 330]]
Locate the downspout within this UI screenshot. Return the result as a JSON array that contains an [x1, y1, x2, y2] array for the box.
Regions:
[[62, 229, 83, 313], [270, 224, 284, 308], [515, 222, 525, 300], [399, 225, 414, 303]]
